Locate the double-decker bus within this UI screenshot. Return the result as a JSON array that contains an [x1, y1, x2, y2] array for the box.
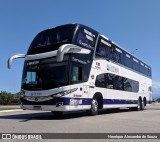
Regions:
[[8, 24, 152, 116]]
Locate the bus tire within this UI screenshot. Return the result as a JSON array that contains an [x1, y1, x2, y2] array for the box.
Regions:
[[52, 111, 63, 116], [142, 98, 146, 110], [130, 98, 141, 111], [88, 98, 99, 116], [137, 98, 141, 111]]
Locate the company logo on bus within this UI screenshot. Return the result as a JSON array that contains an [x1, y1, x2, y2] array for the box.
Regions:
[[106, 64, 119, 74]]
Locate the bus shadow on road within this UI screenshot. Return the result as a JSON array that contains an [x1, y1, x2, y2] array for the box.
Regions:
[[0, 108, 140, 121]]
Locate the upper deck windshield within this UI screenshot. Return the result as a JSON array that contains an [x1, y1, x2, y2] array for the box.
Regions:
[[27, 25, 76, 55], [27, 24, 98, 55], [22, 56, 69, 90]]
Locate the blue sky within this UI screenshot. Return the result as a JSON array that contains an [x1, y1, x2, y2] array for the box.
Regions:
[[0, 0, 160, 99]]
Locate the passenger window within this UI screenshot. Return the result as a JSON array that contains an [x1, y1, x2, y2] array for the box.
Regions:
[[123, 78, 132, 92], [106, 74, 115, 89], [96, 38, 111, 59], [111, 46, 123, 64], [124, 53, 133, 68], [95, 74, 106, 88], [114, 76, 123, 90], [133, 58, 140, 71]]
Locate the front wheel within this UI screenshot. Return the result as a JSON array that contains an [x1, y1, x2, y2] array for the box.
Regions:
[[88, 98, 99, 116]]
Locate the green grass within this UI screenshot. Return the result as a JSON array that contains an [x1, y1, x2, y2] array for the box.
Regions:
[[0, 108, 20, 111]]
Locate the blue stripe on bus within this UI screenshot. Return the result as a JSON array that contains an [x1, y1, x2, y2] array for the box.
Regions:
[[21, 97, 152, 106]]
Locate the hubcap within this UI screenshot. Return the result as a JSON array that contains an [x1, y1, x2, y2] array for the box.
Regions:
[[138, 100, 140, 110], [92, 99, 98, 112]]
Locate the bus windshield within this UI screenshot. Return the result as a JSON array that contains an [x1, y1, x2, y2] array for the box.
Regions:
[[27, 25, 76, 55], [22, 57, 69, 90]]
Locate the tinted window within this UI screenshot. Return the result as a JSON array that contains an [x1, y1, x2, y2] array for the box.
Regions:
[[106, 74, 114, 89], [133, 58, 140, 71], [111, 46, 124, 64], [123, 78, 132, 92], [22, 59, 68, 90], [75, 27, 97, 49], [95, 74, 106, 88], [28, 25, 76, 54], [140, 62, 145, 74], [148, 68, 151, 77], [124, 78, 139, 92], [124, 53, 133, 68], [96, 38, 111, 59], [144, 66, 151, 77], [114, 76, 123, 90], [96, 73, 139, 93]]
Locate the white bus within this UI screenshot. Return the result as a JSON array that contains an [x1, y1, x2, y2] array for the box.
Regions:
[[8, 24, 152, 115]]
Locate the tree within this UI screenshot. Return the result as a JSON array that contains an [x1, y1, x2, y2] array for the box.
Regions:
[[157, 98, 160, 103], [0, 91, 20, 105]]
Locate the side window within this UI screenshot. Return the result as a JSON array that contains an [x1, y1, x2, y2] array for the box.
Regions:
[[124, 53, 133, 68], [106, 74, 115, 89], [123, 78, 132, 92], [95, 74, 106, 88], [76, 27, 97, 49], [123, 78, 139, 92], [132, 80, 139, 92], [106, 74, 123, 90], [146, 66, 151, 77], [148, 68, 151, 77], [140, 62, 145, 74], [111, 46, 123, 64], [72, 66, 82, 82], [96, 38, 111, 59], [132, 58, 140, 71], [114, 76, 123, 90]]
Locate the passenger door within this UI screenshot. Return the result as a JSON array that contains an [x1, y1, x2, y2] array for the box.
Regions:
[[70, 62, 84, 109]]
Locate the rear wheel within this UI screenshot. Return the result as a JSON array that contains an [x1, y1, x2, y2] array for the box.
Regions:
[[130, 98, 141, 111], [137, 98, 141, 111], [52, 111, 63, 116], [142, 98, 146, 110], [141, 100, 145, 110], [88, 98, 98, 116]]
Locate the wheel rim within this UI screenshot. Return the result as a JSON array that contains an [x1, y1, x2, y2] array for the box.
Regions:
[[92, 99, 98, 112], [138, 99, 140, 110]]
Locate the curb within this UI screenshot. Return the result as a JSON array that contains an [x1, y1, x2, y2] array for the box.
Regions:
[[0, 109, 23, 113]]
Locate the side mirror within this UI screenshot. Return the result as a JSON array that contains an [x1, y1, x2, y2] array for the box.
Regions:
[[8, 54, 26, 69], [56, 44, 91, 62]]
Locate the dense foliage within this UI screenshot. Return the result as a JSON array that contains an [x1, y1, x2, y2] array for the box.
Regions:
[[0, 91, 20, 105], [157, 98, 160, 102]]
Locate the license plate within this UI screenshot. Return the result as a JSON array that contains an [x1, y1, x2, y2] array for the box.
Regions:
[[33, 106, 42, 110]]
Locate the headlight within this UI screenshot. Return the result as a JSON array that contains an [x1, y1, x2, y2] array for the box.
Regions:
[[54, 88, 78, 97]]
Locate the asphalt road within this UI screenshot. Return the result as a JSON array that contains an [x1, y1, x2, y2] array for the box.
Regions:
[[0, 104, 160, 142]]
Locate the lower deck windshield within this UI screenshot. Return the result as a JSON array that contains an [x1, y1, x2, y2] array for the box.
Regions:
[[22, 57, 69, 90]]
